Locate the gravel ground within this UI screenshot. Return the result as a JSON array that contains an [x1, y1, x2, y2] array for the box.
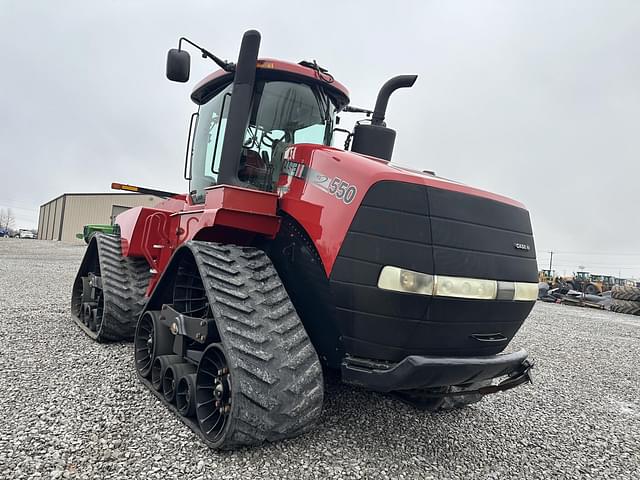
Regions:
[[0, 238, 638, 480]]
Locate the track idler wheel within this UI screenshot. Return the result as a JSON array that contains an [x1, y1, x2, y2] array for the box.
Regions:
[[176, 374, 197, 417], [134, 311, 174, 378], [162, 363, 196, 403], [151, 355, 182, 391], [196, 344, 232, 445]]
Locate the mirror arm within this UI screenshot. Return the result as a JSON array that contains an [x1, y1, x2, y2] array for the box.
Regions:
[[343, 105, 373, 117], [178, 37, 235, 72]]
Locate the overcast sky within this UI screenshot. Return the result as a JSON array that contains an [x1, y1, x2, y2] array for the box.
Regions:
[[1, 1, 639, 277]]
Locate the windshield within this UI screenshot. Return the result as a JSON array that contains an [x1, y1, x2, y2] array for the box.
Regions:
[[189, 79, 335, 201], [240, 80, 335, 190]]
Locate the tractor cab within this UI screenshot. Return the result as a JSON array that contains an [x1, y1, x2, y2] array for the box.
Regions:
[[539, 269, 556, 284], [575, 271, 591, 282], [189, 67, 342, 201], [166, 34, 349, 203]]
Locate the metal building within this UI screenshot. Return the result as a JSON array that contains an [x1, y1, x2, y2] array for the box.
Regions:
[[37, 193, 161, 243]]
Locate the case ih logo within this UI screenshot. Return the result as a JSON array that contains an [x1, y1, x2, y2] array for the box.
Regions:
[[281, 160, 308, 180], [281, 160, 358, 205], [514, 243, 531, 251]]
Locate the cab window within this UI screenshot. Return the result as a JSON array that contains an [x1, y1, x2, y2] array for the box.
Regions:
[[190, 83, 233, 202]]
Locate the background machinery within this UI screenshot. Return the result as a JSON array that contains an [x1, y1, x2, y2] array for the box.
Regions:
[[76, 224, 116, 244], [560, 271, 602, 294], [539, 269, 561, 287], [72, 30, 537, 449]]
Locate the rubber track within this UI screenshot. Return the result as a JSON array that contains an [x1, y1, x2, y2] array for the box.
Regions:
[[610, 299, 640, 316], [188, 241, 324, 448], [72, 234, 151, 341], [611, 285, 640, 302]]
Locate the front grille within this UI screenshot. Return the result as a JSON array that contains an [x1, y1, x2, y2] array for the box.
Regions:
[[428, 186, 537, 282], [329, 180, 537, 361]]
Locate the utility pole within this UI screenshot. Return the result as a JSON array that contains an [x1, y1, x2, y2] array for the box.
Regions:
[[549, 251, 553, 271]]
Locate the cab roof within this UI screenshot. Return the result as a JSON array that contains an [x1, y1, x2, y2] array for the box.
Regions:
[[191, 58, 350, 109]]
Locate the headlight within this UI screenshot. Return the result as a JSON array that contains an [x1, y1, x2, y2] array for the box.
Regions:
[[377, 266, 537, 302], [434, 275, 497, 300], [513, 282, 539, 301], [377, 266, 434, 295]]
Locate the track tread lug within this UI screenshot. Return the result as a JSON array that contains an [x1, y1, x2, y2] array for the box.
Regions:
[[217, 297, 255, 314]]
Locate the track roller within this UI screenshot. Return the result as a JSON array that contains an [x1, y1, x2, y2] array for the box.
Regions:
[[81, 303, 95, 327], [163, 363, 196, 403], [151, 355, 182, 391], [134, 311, 174, 378], [89, 308, 98, 331], [176, 374, 197, 417]]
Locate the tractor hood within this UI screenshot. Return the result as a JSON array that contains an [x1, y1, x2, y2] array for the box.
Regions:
[[378, 155, 527, 209], [278, 144, 535, 276]]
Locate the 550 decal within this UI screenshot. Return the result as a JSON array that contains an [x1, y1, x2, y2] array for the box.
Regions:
[[310, 172, 357, 204], [327, 177, 357, 204]]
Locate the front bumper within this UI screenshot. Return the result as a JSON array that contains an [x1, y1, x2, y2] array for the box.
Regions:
[[341, 349, 532, 393]]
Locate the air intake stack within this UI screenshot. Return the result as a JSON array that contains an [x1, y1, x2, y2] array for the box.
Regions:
[[351, 74, 417, 162]]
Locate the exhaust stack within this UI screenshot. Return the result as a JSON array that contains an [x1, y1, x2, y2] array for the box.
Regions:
[[217, 30, 261, 186], [351, 74, 417, 161], [371, 75, 417, 126]]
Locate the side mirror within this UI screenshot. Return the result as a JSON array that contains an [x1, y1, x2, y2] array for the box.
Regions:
[[166, 49, 190, 82]]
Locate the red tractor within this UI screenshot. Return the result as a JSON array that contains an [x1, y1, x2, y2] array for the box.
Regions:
[[72, 30, 536, 449]]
